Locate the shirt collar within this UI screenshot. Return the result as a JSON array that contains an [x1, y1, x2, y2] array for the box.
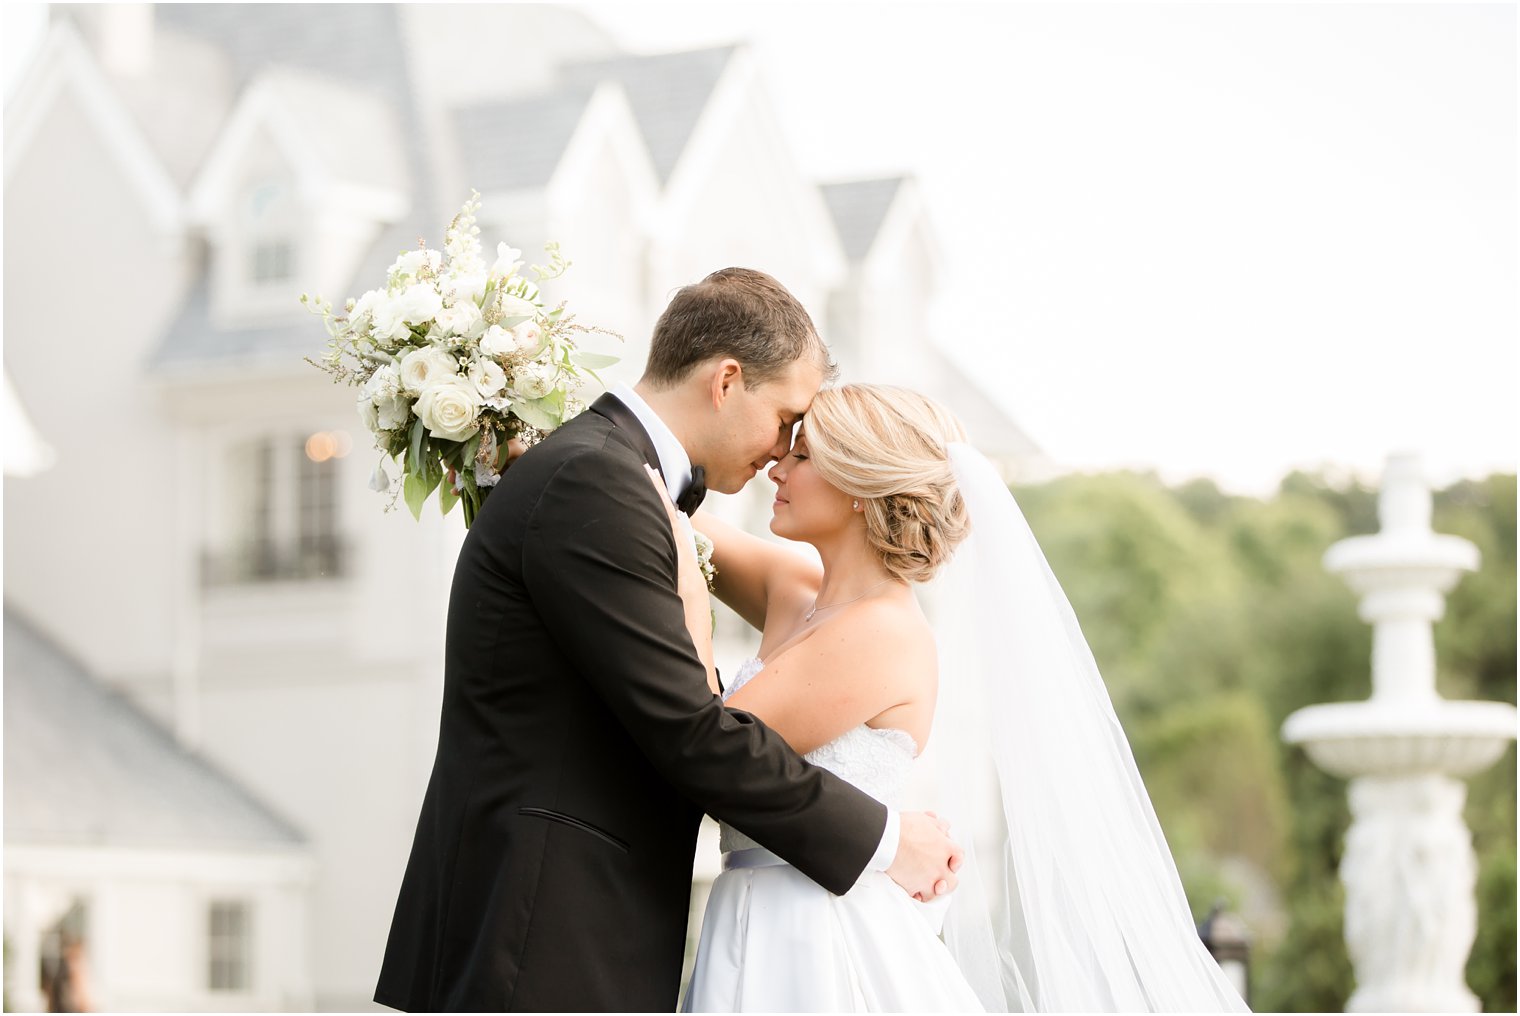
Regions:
[[610, 382, 693, 504]]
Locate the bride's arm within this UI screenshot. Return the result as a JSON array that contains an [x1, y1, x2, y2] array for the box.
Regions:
[[644, 467, 721, 695], [690, 509, 821, 632], [724, 603, 935, 756]]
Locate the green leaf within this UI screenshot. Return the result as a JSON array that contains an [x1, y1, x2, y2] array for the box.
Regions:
[[571, 351, 620, 370], [409, 417, 426, 471], [403, 470, 429, 520], [501, 314, 533, 329], [439, 478, 459, 516], [510, 398, 558, 431]]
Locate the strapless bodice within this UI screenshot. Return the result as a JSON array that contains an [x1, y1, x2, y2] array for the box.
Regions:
[[718, 657, 918, 854]]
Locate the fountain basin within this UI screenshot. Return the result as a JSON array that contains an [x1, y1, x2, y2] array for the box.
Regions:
[[1283, 700, 1517, 779]]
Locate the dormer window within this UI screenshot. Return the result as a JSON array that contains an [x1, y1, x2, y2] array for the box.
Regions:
[[209, 175, 301, 322], [251, 239, 293, 284], [243, 179, 297, 290]]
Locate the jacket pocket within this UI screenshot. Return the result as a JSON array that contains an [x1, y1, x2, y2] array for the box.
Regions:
[[518, 807, 630, 853]]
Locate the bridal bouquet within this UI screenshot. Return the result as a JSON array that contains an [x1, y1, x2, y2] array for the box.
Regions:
[[305, 192, 618, 527]]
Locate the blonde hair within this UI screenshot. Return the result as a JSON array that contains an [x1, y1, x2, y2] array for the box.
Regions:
[[803, 384, 971, 583]]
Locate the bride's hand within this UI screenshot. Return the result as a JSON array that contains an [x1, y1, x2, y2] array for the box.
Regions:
[[643, 467, 708, 596], [644, 466, 720, 694]]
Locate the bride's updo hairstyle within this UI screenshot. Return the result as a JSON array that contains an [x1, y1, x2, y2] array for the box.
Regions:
[[803, 384, 971, 583]]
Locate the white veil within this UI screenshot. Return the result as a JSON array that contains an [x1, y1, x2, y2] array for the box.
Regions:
[[926, 443, 1249, 1012]]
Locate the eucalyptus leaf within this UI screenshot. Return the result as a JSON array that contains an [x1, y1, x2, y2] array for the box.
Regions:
[[439, 479, 459, 516], [510, 398, 559, 431], [409, 417, 426, 470], [501, 314, 533, 329], [571, 351, 620, 370], [403, 471, 429, 520]]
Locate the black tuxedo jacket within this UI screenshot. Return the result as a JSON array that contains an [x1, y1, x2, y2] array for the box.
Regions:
[[374, 395, 887, 1012]]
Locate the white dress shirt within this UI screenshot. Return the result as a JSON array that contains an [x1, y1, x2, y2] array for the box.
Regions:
[[605, 384, 902, 877]]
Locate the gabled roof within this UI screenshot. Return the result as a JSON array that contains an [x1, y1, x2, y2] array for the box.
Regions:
[[559, 45, 737, 184], [4, 609, 306, 850], [455, 85, 597, 193], [819, 176, 905, 262], [187, 63, 410, 225]]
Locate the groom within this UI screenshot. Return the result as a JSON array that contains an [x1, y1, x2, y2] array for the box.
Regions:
[[375, 268, 961, 1012]]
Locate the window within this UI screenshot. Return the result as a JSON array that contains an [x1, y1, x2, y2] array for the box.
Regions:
[[204, 432, 347, 585], [208, 900, 252, 992], [241, 180, 297, 294], [251, 240, 293, 284]]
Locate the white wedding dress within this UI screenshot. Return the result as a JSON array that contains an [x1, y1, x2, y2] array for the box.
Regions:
[[681, 657, 985, 1013]]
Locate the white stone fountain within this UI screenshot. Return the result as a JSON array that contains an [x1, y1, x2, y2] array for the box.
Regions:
[[1282, 453, 1516, 1013]]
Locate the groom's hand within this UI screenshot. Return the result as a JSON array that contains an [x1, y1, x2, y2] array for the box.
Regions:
[[887, 811, 963, 901]]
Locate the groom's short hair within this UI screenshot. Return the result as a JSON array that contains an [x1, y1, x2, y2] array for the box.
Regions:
[[643, 268, 838, 389]]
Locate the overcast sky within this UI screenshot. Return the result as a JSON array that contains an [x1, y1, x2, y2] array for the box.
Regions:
[[578, 1, 1517, 495], [6, 3, 1514, 495]]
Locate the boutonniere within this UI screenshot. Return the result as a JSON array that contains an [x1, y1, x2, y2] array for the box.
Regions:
[[694, 531, 718, 592]]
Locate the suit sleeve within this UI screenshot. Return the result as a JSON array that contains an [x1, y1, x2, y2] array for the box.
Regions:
[[520, 444, 886, 895]]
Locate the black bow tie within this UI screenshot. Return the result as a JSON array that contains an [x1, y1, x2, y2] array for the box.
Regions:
[[676, 466, 707, 516]]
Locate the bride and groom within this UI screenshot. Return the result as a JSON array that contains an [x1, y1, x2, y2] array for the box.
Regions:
[[374, 269, 1249, 1012]]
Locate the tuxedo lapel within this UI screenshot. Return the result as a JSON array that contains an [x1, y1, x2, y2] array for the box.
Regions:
[[589, 392, 665, 481]]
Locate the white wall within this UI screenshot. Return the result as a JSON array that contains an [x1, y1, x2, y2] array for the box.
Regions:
[[4, 845, 313, 1013], [2, 84, 191, 686]]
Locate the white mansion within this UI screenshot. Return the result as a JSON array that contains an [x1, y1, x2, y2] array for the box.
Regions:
[[3, 4, 1042, 1010]]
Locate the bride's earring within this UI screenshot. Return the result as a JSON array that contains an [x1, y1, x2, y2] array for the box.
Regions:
[[852, 499, 861, 510]]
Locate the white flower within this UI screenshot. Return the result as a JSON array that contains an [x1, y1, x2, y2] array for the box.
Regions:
[[350, 288, 384, 325], [370, 294, 414, 345], [498, 294, 537, 324], [369, 460, 392, 492], [394, 283, 443, 325], [512, 360, 557, 400], [491, 242, 523, 280], [479, 324, 515, 358], [357, 393, 380, 432], [512, 319, 543, 353], [435, 300, 484, 339], [443, 271, 487, 307], [468, 357, 507, 398], [415, 378, 481, 442], [363, 364, 402, 400], [390, 249, 441, 279], [375, 394, 411, 431], [475, 458, 502, 489], [399, 346, 460, 394]]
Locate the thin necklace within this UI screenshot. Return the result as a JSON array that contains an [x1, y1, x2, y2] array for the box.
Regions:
[[805, 579, 895, 622]]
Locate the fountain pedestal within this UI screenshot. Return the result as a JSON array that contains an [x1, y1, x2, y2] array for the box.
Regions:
[[1282, 454, 1515, 1013]]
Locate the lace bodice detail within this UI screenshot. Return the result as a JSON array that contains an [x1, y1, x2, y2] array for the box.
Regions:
[[719, 657, 918, 854]]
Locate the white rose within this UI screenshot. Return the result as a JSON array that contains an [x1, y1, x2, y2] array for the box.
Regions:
[[468, 357, 507, 398], [479, 324, 514, 357], [390, 249, 441, 278], [498, 294, 537, 324], [512, 360, 557, 400], [399, 346, 460, 394], [491, 242, 523, 280], [435, 300, 484, 339], [415, 378, 481, 442], [512, 319, 543, 353], [395, 283, 443, 326]]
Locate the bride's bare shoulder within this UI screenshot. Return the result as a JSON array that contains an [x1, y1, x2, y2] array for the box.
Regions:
[[827, 596, 937, 686]]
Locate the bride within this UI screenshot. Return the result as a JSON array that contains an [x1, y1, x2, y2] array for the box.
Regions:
[[651, 384, 1250, 1013]]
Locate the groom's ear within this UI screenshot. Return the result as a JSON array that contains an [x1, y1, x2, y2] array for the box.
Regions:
[[708, 358, 745, 409]]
